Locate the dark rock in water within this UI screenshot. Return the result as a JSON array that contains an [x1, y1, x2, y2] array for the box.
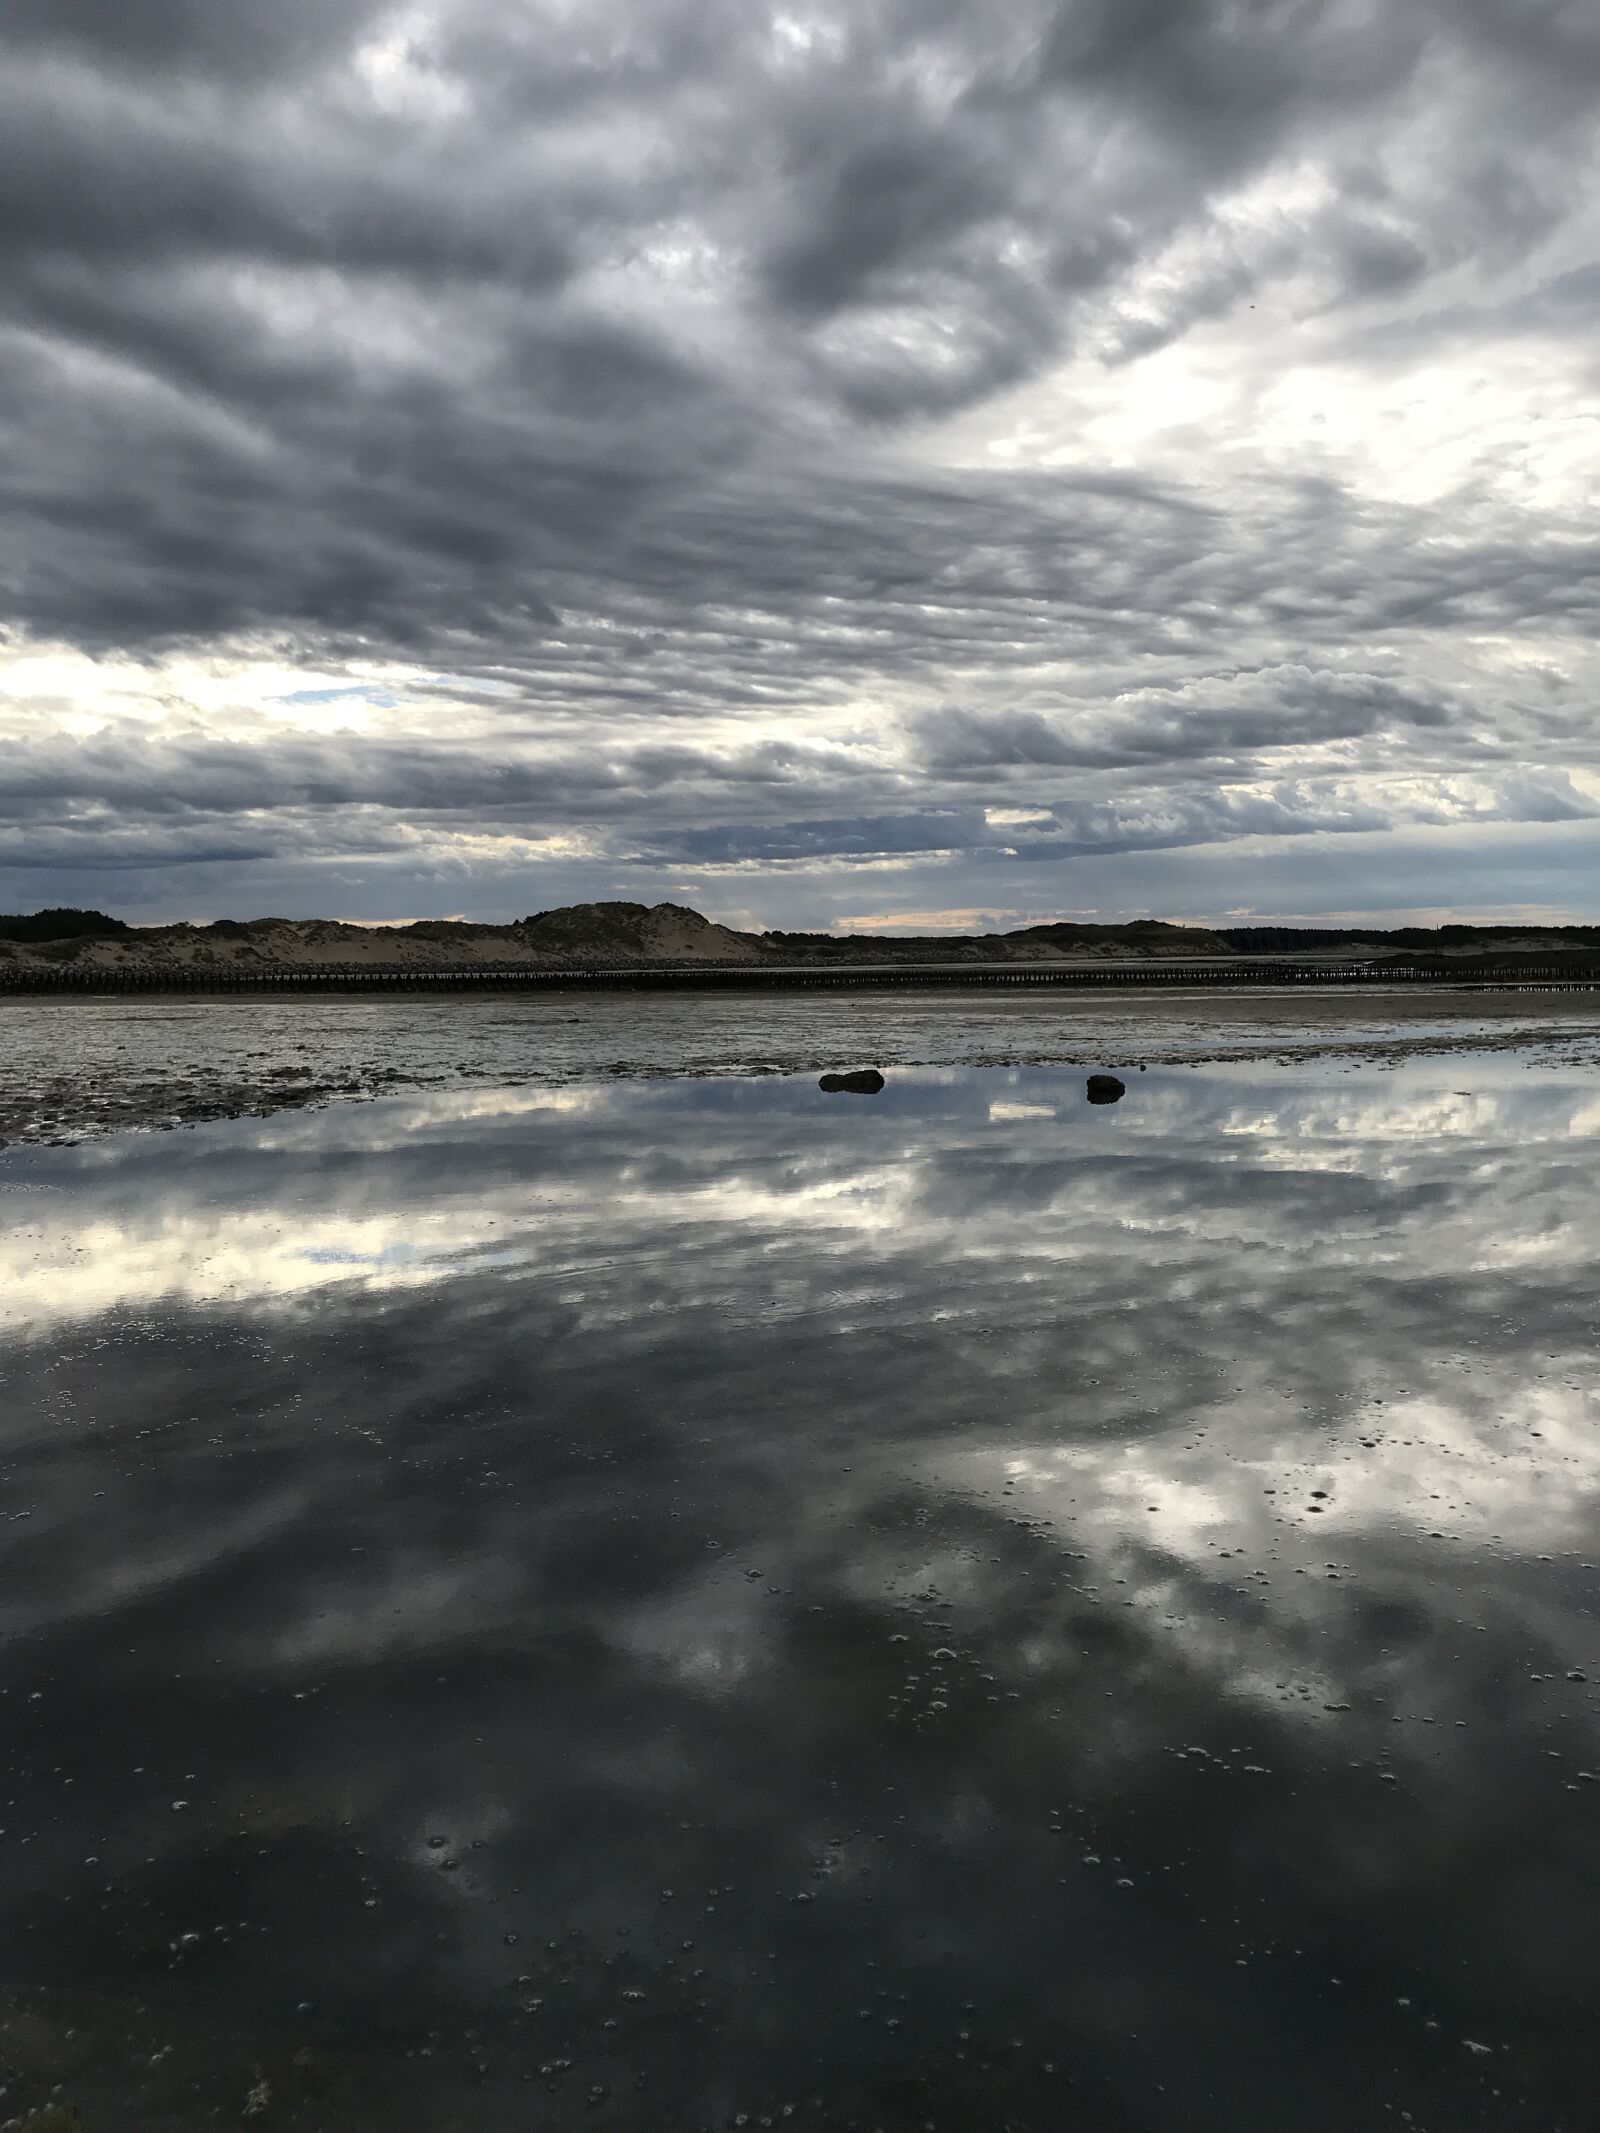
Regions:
[[819, 1069, 885, 1095], [1086, 1073, 1126, 1105]]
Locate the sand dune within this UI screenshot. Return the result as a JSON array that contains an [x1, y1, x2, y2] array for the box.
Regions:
[[3, 901, 1599, 978]]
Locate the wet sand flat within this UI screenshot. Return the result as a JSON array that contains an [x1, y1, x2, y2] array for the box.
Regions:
[[2, 983, 1598, 1148], [1, 1055, 1598, 2129]]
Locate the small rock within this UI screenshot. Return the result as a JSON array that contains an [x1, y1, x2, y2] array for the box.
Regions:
[[1086, 1073, 1126, 1104], [819, 1069, 885, 1095]]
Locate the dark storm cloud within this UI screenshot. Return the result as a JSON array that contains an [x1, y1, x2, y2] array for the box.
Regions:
[[916, 665, 1461, 773], [638, 812, 981, 866], [1, 0, 1598, 915], [2, 0, 387, 82], [0, 727, 878, 827]]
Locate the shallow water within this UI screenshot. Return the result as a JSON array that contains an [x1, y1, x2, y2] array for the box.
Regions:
[[3, 985, 1599, 1148], [2, 1059, 1598, 2130]]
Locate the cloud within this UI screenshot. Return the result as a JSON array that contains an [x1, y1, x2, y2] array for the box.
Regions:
[[1, 0, 1598, 919], [916, 663, 1464, 773], [3, 0, 387, 83]]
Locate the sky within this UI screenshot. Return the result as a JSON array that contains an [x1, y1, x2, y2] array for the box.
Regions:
[[2, 0, 1598, 932]]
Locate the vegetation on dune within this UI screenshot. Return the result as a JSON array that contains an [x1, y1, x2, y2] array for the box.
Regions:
[[0, 909, 128, 943], [2, 903, 1598, 970], [401, 919, 520, 940], [1222, 922, 1600, 950]]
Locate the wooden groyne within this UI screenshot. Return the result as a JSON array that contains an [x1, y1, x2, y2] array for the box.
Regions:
[[3, 959, 1598, 996]]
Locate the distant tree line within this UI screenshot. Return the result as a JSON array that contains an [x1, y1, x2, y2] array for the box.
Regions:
[[0, 908, 129, 942]]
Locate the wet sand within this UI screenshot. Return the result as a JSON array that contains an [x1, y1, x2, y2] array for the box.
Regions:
[[2, 984, 1597, 1148]]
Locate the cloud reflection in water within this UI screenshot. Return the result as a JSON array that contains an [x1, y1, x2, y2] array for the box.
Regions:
[[0, 1060, 1597, 2130]]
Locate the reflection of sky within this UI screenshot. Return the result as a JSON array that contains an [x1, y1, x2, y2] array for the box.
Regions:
[[6, 1062, 1600, 1328], [1, 1061, 1598, 2128]]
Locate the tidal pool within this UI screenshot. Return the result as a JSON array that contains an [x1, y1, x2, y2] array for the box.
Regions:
[[1, 1059, 1597, 2130]]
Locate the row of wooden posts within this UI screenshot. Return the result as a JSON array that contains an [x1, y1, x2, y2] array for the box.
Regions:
[[2, 959, 1598, 994]]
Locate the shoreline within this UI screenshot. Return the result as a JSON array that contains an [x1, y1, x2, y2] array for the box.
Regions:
[[3, 986, 1599, 1153]]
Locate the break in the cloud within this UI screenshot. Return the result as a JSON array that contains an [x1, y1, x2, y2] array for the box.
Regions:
[[1, 0, 1597, 926]]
